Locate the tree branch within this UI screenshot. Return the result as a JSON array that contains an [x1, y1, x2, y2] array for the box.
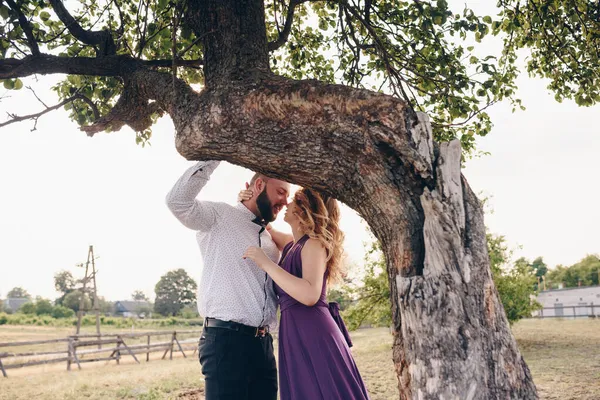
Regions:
[[48, 0, 117, 56], [267, 0, 309, 51], [0, 92, 95, 130], [4, 0, 40, 55], [0, 54, 203, 80]]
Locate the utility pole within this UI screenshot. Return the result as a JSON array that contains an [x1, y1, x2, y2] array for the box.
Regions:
[[75, 246, 101, 342]]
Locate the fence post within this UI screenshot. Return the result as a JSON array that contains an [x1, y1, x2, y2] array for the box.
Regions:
[[592, 302, 595, 317], [146, 334, 150, 362], [116, 337, 121, 365], [0, 356, 7, 378], [573, 306, 576, 318], [170, 332, 175, 360], [67, 338, 72, 371]]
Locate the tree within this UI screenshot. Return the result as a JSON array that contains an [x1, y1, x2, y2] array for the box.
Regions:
[[344, 242, 392, 330], [494, 0, 600, 107], [6, 287, 30, 299], [531, 257, 548, 279], [10, 0, 600, 397], [96, 296, 115, 315], [132, 290, 150, 302], [62, 291, 92, 313], [154, 269, 197, 317], [34, 297, 54, 315], [546, 254, 600, 288], [18, 302, 36, 314], [54, 270, 76, 294], [486, 234, 541, 324]]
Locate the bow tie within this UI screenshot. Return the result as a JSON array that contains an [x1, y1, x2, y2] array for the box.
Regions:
[[252, 216, 267, 227]]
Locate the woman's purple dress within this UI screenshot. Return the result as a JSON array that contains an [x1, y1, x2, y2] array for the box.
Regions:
[[275, 235, 370, 400]]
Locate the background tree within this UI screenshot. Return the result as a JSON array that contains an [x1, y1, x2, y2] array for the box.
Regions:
[[62, 290, 92, 313], [344, 241, 392, 330], [6, 287, 30, 299], [531, 257, 548, 279], [53, 270, 76, 305], [487, 234, 541, 324], [546, 254, 600, 288], [97, 296, 115, 315], [4, 0, 597, 397], [510, 256, 548, 290], [18, 302, 36, 314], [132, 290, 150, 302], [154, 269, 197, 317], [34, 297, 54, 315]]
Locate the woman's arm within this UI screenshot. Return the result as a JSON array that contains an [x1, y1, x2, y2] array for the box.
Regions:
[[266, 225, 294, 251], [243, 239, 326, 306]]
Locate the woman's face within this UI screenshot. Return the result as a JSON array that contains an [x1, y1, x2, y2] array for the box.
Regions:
[[283, 198, 300, 225]]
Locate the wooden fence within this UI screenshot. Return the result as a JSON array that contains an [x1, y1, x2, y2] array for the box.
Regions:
[[0, 330, 201, 378], [533, 304, 600, 319]]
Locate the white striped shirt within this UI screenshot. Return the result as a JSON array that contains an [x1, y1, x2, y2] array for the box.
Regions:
[[166, 161, 279, 327]]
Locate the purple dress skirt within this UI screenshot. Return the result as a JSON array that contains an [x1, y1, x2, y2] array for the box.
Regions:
[[275, 235, 370, 400]]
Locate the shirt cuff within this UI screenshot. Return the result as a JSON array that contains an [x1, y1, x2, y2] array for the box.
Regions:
[[192, 160, 221, 178]]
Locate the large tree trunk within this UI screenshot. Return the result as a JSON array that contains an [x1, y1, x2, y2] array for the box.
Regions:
[[160, 1, 538, 398]]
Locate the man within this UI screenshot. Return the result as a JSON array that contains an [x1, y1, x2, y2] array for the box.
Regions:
[[166, 160, 290, 400]]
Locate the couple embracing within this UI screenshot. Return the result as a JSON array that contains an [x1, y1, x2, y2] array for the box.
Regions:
[[166, 161, 369, 400]]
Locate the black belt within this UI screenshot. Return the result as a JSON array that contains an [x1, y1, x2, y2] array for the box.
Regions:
[[204, 317, 270, 337]]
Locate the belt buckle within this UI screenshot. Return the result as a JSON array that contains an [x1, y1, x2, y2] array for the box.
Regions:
[[255, 326, 267, 337]]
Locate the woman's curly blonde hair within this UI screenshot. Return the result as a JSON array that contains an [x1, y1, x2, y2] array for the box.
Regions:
[[293, 188, 345, 283]]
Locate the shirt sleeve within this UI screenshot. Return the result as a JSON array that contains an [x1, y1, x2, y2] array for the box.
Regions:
[[165, 160, 221, 232]]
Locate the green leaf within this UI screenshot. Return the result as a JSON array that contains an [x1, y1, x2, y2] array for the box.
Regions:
[[14, 78, 23, 90], [483, 16, 492, 24], [39, 11, 51, 21], [3, 79, 14, 89], [0, 6, 10, 20]]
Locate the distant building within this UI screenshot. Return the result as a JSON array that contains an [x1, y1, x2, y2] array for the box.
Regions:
[[534, 285, 600, 318], [114, 300, 153, 318], [3, 298, 30, 313]]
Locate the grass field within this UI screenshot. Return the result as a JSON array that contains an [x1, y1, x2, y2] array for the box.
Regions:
[[0, 319, 598, 399]]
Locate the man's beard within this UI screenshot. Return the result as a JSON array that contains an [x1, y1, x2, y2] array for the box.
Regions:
[[256, 188, 276, 223]]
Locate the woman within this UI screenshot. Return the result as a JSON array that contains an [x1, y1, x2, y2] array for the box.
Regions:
[[242, 187, 370, 400]]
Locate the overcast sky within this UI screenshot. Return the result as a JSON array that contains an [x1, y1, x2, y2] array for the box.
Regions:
[[0, 2, 598, 302]]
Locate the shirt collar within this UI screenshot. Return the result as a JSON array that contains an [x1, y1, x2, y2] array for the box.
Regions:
[[236, 202, 265, 225]]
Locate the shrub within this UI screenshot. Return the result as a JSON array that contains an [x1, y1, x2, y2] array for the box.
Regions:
[[19, 302, 36, 315], [52, 305, 75, 319]]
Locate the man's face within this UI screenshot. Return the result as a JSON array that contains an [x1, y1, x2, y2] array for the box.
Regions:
[[255, 178, 290, 223]]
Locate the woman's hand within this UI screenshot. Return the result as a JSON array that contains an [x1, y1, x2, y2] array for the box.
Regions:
[[238, 187, 253, 202], [243, 246, 272, 270]]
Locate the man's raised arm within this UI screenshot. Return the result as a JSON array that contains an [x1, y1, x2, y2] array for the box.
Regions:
[[166, 161, 221, 231]]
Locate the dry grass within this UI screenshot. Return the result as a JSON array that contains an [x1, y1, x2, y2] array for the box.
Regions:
[[1, 319, 599, 399], [513, 318, 600, 400]]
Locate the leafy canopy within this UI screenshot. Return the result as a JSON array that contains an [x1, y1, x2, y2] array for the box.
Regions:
[[154, 268, 197, 317], [1, 1, 597, 151]]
